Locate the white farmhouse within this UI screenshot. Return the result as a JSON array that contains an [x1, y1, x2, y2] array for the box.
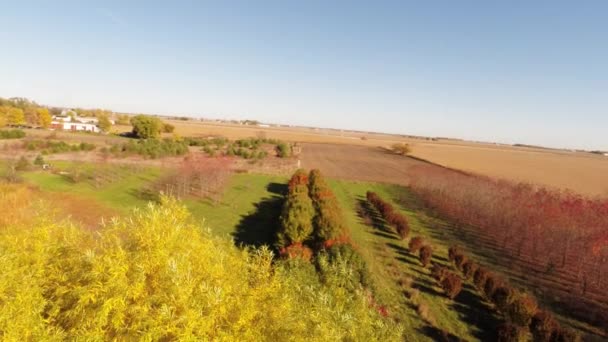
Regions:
[[51, 121, 101, 133]]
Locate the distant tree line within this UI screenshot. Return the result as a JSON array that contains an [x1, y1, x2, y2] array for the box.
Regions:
[[0, 97, 51, 129]]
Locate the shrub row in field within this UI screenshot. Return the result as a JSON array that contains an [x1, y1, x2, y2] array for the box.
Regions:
[[107, 139, 188, 159], [448, 246, 580, 342], [366, 191, 409, 239], [405, 235, 466, 301], [308, 169, 347, 246], [24, 140, 95, 154], [184, 137, 291, 159], [276, 170, 383, 315], [0, 129, 25, 139], [277, 169, 349, 251]]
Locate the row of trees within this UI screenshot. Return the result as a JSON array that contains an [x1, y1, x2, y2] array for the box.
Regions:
[[366, 191, 410, 239], [277, 169, 348, 253], [24, 140, 96, 154], [0, 129, 26, 139], [275, 170, 385, 316], [405, 235, 464, 300], [0, 105, 51, 128], [106, 139, 188, 159], [408, 164, 608, 330], [447, 246, 580, 342]]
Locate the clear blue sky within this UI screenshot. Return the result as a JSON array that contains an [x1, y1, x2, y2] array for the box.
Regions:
[[1, 1, 606, 150]]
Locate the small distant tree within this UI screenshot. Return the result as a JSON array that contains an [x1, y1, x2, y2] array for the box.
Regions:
[[391, 143, 411, 155], [162, 123, 175, 133], [530, 311, 557, 342], [130, 115, 163, 139], [506, 292, 538, 327], [496, 323, 524, 342], [462, 260, 478, 279], [453, 253, 468, 271], [33, 155, 45, 166], [448, 245, 462, 262], [36, 108, 52, 128], [473, 267, 489, 289], [97, 115, 112, 133], [431, 264, 448, 282], [7, 107, 25, 126], [484, 274, 499, 299], [15, 156, 30, 171], [492, 285, 514, 312], [276, 142, 291, 158], [440, 272, 463, 299], [418, 245, 433, 267], [408, 236, 424, 253]]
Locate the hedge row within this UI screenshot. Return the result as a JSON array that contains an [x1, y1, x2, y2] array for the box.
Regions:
[[276, 170, 376, 305], [184, 137, 290, 159], [278, 169, 350, 251], [366, 191, 409, 239], [277, 170, 314, 249], [24, 140, 95, 154], [0, 129, 25, 139], [107, 139, 188, 159], [308, 169, 347, 246], [448, 246, 580, 342]]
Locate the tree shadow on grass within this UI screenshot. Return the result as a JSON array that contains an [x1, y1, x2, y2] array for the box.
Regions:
[[355, 197, 398, 240], [232, 183, 287, 250], [450, 283, 501, 341], [266, 182, 287, 196], [411, 278, 442, 296]]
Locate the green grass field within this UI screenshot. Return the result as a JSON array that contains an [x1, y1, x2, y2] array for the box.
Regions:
[[11, 166, 508, 340], [20, 164, 163, 213]]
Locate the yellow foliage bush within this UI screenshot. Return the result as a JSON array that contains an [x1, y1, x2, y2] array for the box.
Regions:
[[0, 189, 402, 340]]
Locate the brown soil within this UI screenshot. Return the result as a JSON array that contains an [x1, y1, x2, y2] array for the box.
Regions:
[[299, 143, 425, 185]]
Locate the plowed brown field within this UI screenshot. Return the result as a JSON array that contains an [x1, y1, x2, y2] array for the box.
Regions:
[[299, 143, 424, 185]]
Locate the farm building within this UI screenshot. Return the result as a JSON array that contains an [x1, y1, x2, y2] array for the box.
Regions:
[[51, 121, 101, 133]]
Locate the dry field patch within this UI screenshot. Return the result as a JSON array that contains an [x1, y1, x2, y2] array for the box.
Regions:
[[299, 143, 424, 185], [411, 143, 608, 197]]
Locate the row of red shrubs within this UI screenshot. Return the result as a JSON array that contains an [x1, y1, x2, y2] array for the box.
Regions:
[[366, 191, 409, 239], [408, 236, 464, 300], [447, 246, 580, 342], [278, 171, 390, 317], [278, 169, 351, 258]]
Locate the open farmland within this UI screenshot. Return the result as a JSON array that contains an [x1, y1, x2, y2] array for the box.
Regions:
[[115, 119, 608, 197], [411, 142, 608, 197]]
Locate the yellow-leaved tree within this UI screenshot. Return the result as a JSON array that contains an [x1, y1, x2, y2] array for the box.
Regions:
[[36, 108, 52, 128], [0, 189, 402, 341]]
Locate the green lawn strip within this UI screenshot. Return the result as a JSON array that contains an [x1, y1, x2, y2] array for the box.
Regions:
[[327, 179, 484, 341], [183, 173, 287, 239], [20, 163, 164, 213]]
